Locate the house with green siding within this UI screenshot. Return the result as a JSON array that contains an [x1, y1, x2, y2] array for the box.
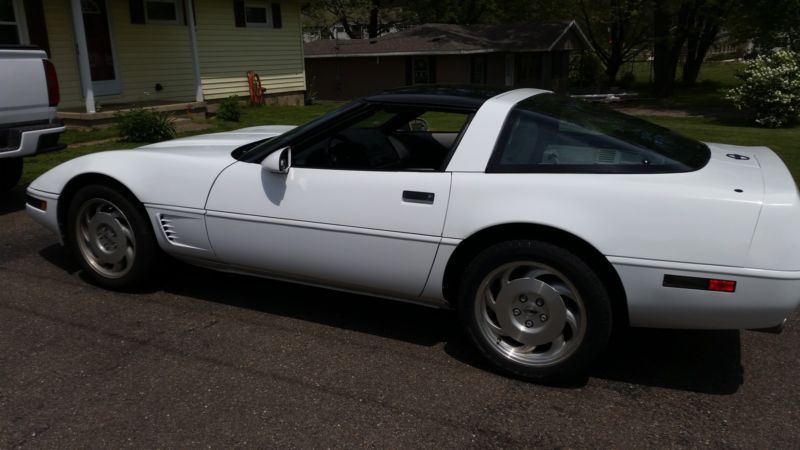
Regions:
[[1, 0, 306, 113]]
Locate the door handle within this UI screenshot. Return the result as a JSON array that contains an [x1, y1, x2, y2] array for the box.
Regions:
[[402, 190, 435, 204]]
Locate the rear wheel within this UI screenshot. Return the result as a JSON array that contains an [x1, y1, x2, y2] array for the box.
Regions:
[[66, 185, 159, 290], [459, 240, 612, 382], [0, 158, 23, 192]]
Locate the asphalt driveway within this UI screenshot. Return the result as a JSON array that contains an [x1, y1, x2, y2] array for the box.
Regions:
[[1, 186, 799, 448]]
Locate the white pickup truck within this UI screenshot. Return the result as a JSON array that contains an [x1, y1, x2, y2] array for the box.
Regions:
[[0, 46, 65, 192]]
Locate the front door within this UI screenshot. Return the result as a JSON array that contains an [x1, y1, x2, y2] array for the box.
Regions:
[[81, 0, 120, 95], [205, 166, 451, 298], [203, 104, 473, 299]]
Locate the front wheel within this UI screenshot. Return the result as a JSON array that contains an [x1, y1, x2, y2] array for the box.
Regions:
[[66, 185, 159, 290], [459, 240, 612, 382], [0, 158, 23, 192]]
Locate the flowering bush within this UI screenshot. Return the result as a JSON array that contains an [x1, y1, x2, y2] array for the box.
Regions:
[[726, 50, 800, 128]]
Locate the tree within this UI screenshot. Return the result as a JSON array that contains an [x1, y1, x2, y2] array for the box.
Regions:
[[681, 0, 736, 84], [302, 0, 406, 39], [576, 0, 650, 83], [651, 0, 735, 96], [728, 0, 800, 52]]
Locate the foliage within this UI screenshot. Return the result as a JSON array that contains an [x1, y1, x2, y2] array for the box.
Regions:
[[305, 77, 320, 105], [114, 108, 176, 143], [576, 0, 650, 83], [569, 52, 605, 88], [216, 96, 242, 122], [726, 50, 800, 127], [728, 0, 800, 52], [618, 71, 636, 89]]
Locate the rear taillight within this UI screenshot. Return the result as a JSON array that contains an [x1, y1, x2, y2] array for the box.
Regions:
[[43, 59, 60, 107]]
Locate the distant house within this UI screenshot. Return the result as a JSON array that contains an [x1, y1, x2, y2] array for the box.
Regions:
[[304, 21, 591, 101], [1, 0, 306, 113]]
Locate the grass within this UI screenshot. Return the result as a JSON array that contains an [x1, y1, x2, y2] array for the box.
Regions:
[[622, 60, 744, 110]]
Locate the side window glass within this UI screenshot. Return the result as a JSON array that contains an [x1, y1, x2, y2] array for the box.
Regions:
[[292, 107, 472, 172], [493, 109, 656, 169], [489, 94, 709, 173]]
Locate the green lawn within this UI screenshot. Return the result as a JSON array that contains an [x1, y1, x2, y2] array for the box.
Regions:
[[624, 60, 744, 110], [21, 99, 800, 185]]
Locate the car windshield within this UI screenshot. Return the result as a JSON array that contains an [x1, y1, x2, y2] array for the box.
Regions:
[[500, 94, 710, 172], [232, 101, 367, 161]]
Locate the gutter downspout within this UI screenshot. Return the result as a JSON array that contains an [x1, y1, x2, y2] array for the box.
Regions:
[[70, 0, 95, 113], [185, 0, 203, 103]]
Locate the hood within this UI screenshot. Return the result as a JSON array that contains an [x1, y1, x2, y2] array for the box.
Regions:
[[137, 125, 296, 156], [30, 125, 296, 209]]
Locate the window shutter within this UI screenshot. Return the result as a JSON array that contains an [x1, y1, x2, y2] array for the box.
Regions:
[[404, 57, 412, 85], [24, 0, 51, 56], [233, 0, 246, 27], [129, 0, 145, 24], [428, 56, 437, 84], [271, 3, 282, 28]]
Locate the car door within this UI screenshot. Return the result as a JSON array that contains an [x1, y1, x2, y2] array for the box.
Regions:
[[205, 164, 450, 298]]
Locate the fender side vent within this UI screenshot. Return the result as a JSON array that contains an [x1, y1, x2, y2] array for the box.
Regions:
[[158, 214, 179, 243]]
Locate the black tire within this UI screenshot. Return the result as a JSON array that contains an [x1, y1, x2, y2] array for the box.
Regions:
[[458, 240, 612, 382], [66, 184, 160, 290], [0, 158, 23, 192]]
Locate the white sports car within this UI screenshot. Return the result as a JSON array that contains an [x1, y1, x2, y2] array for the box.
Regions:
[[26, 87, 800, 381]]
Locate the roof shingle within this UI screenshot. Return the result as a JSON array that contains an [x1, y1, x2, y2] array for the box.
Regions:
[[304, 21, 585, 58]]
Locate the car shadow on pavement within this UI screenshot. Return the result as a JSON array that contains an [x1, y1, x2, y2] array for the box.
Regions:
[[38, 248, 744, 394], [160, 259, 459, 348], [0, 186, 26, 216], [590, 328, 743, 394]]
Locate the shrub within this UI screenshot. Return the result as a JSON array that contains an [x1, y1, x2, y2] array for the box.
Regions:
[[216, 96, 242, 121], [305, 76, 319, 105], [726, 50, 800, 128], [115, 108, 176, 142]]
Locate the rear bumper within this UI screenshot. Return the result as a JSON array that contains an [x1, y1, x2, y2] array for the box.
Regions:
[[0, 121, 66, 158], [611, 256, 800, 330]]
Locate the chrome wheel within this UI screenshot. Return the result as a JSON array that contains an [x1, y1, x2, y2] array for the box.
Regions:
[[474, 261, 587, 367], [75, 198, 136, 279]]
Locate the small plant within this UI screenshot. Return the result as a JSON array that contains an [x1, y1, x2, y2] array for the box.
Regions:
[[305, 76, 320, 105], [726, 50, 800, 128], [216, 96, 242, 122], [114, 108, 176, 143]]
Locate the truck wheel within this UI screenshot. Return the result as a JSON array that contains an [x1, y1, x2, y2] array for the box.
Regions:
[[0, 158, 23, 192], [66, 184, 159, 290], [459, 240, 612, 382]]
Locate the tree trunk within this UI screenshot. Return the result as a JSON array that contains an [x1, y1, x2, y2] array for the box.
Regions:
[[606, 55, 623, 84], [651, 1, 693, 97], [368, 5, 379, 38], [682, 11, 725, 84]]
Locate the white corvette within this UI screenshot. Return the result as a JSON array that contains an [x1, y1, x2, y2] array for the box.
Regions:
[[26, 87, 800, 381]]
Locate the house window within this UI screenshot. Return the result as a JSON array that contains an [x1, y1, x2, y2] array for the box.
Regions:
[[412, 57, 430, 84], [145, 0, 181, 24], [471, 55, 487, 84], [245, 1, 270, 26], [234, 1, 281, 29], [0, 0, 22, 44]]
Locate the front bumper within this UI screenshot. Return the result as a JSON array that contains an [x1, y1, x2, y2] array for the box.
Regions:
[[611, 256, 800, 330], [26, 187, 62, 244], [0, 121, 66, 158]]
